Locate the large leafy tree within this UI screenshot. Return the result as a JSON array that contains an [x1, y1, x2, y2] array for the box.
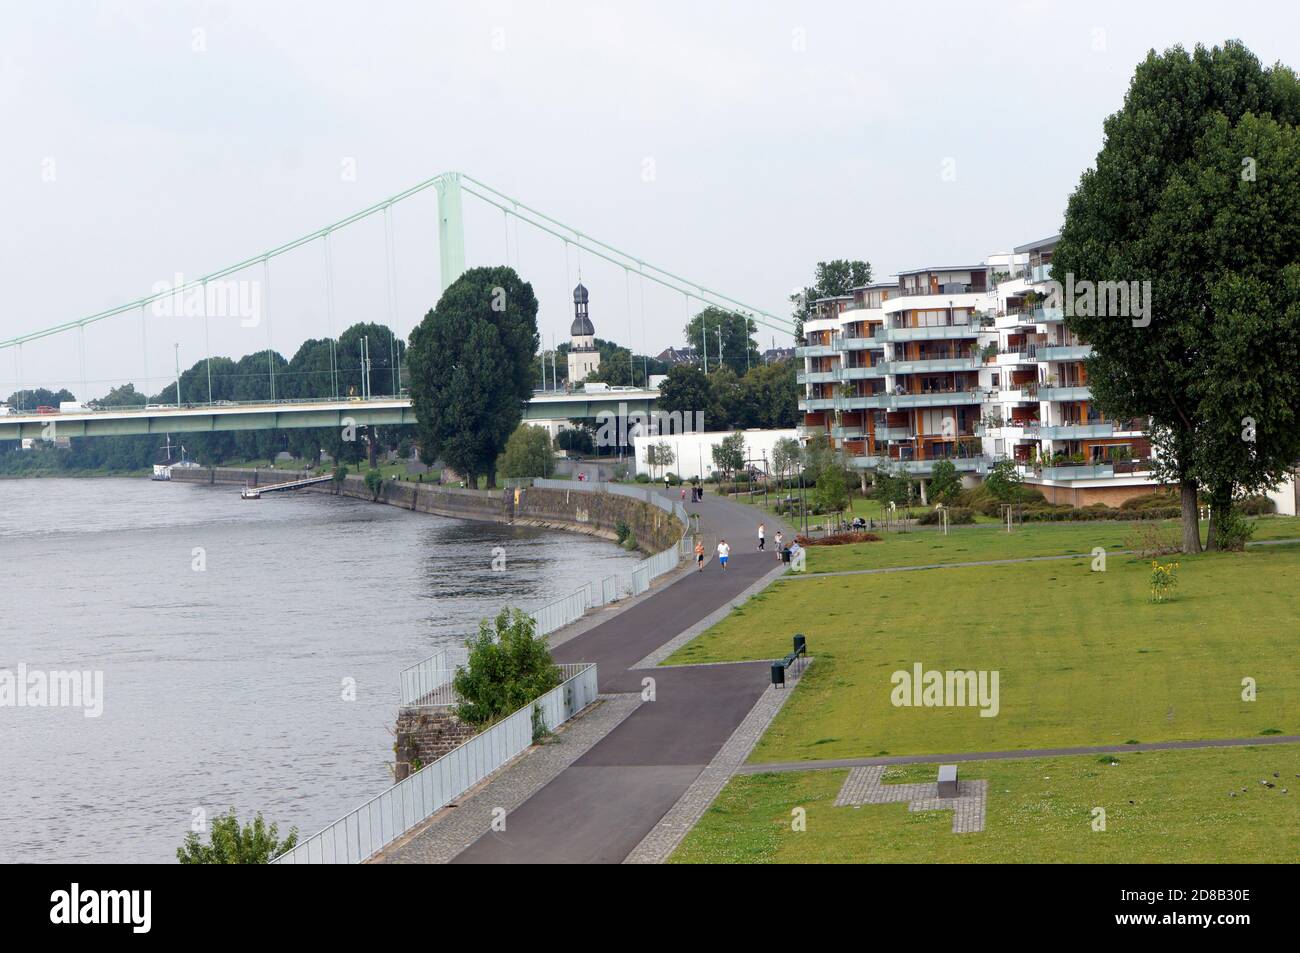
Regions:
[[656, 364, 713, 426], [497, 423, 555, 479], [738, 359, 798, 429], [790, 259, 873, 343], [177, 809, 298, 864], [407, 266, 539, 488], [1053, 40, 1300, 553], [684, 307, 759, 375]]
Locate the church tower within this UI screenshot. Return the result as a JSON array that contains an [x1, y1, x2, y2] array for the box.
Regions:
[[567, 281, 600, 383]]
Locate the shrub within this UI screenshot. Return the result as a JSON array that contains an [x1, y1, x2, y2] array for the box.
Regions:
[[177, 809, 298, 864], [1123, 522, 1182, 557], [918, 506, 975, 525], [1238, 495, 1276, 516], [1213, 507, 1256, 551], [364, 469, 384, 499], [795, 531, 882, 546], [634, 473, 651, 483], [453, 608, 562, 727], [614, 519, 632, 544]]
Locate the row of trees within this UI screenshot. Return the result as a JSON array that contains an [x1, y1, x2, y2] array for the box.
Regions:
[[655, 359, 798, 432]]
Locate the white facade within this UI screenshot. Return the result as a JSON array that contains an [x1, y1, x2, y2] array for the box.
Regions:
[[632, 428, 799, 481]]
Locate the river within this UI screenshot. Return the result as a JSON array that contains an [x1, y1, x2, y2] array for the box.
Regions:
[[0, 477, 640, 862]]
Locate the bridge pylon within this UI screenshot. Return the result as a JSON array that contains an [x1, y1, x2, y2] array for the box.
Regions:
[[436, 172, 466, 293]]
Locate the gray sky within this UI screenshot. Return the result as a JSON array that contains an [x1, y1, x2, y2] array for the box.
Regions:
[[3, 0, 1297, 398]]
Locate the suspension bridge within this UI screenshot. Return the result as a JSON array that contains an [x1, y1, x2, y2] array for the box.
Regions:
[[0, 171, 796, 443]]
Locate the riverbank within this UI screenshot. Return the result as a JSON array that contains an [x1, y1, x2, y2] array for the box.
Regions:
[[168, 466, 685, 554]]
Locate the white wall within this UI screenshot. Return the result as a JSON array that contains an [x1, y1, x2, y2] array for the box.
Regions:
[[632, 428, 799, 481], [1266, 469, 1298, 516]]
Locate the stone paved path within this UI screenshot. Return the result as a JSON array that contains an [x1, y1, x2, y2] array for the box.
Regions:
[[835, 765, 987, 834]]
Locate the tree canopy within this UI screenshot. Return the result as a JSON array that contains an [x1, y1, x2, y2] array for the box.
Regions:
[[791, 259, 873, 343], [1053, 40, 1300, 552], [407, 266, 540, 487]]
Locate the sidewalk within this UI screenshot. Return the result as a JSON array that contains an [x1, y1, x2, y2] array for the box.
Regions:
[[392, 487, 788, 864]]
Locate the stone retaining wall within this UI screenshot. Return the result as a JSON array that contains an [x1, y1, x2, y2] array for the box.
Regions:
[[393, 708, 478, 782], [168, 467, 684, 552]]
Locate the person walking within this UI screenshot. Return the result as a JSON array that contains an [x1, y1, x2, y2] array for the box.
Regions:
[[716, 539, 730, 572], [774, 530, 783, 560], [694, 538, 705, 572], [758, 523, 766, 552], [680, 485, 687, 502]]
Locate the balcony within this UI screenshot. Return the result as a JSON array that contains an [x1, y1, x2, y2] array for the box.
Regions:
[[888, 390, 983, 409], [886, 356, 981, 374], [1033, 306, 1064, 323], [1027, 263, 1052, 284], [831, 425, 864, 440], [872, 425, 913, 441], [1032, 463, 1116, 480], [888, 456, 987, 476], [836, 364, 888, 381], [837, 393, 893, 410], [1038, 385, 1091, 401], [795, 343, 838, 358], [849, 455, 888, 469], [796, 370, 837, 384], [799, 397, 837, 411], [882, 323, 981, 343], [1035, 422, 1114, 440], [1039, 344, 1092, 361], [840, 333, 886, 350]]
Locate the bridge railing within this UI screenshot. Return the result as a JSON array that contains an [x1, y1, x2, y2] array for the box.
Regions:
[[273, 662, 598, 864]]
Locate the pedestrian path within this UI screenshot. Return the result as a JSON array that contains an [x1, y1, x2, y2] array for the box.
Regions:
[[387, 488, 790, 864]]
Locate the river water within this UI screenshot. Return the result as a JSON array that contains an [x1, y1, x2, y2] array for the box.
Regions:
[[0, 477, 640, 863]]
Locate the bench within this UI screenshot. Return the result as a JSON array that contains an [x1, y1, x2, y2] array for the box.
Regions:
[[770, 634, 807, 688]]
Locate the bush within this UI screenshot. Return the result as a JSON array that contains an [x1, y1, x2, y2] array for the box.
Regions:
[[918, 506, 975, 525], [177, 809, 298, 864], [614, 519, 632, 544], [453, 608, 562, 727], [634, 473, 651, 483], [1123, 522, 1182, 557], [795, 531, 882, 546], [664, 472, 681, 485], [1213, 507, 1256, 551], [364, 469, 384, 499], [1238, 495, 1276, 516]]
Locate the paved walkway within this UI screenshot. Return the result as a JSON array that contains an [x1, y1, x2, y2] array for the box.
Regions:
[[835, 765, 988, 834], [388, 488, 790, 864]]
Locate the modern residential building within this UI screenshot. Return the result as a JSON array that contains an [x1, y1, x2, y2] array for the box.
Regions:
[[797, 244, 1162, 505]]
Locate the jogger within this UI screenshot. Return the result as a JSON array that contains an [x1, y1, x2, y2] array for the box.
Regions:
[[694, 539, 705, 572]]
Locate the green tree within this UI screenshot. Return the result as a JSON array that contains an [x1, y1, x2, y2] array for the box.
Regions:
[[646, 440, 675, 479], [657, 364, 713, 425], [929, 458, 961, 505], [983, 458, 1023, 503], [453, 608, 562, 727], [790, 259, 873, 343], [771, 435, 800, 486], [407, 266, 540, 489], [685, 307, 759, 375], [711, 431, 746, 482], [814, 463, 849, 519], [1053, 40, 1300, 553], [176, 809, 298, 864], [497, 423, 555, 479], [708, 364, 743, 428], [737, 359, 798, 429]]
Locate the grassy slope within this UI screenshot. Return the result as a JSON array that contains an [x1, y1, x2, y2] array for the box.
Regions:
[[666, 543, 1299, 761], [670, 745, 1300, 863]]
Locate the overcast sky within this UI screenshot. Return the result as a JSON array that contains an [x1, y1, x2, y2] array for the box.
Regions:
[[3, 1, 1297, 398]]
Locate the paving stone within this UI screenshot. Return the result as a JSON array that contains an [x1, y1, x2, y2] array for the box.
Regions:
[[835, 765, 987, 834]]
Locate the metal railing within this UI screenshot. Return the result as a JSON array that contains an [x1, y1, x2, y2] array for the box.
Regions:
[[530, 586, 590, 637], [272, 662, 598, 864], [398, 648, 468, 707]]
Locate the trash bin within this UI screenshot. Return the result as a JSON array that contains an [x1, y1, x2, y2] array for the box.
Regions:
[[781, 547, 791, 564], [770, 662, 785, 687], [793, 633, 806, 655]]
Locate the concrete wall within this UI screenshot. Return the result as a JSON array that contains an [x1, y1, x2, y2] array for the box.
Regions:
[[1030, 481, 1157, 507], [168, 467, 682, 552]]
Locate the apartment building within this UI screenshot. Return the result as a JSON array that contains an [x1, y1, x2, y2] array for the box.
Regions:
[[797, 243, 1160, 505]]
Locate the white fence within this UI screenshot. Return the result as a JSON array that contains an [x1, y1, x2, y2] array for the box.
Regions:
[[398, 647, 468, 707], [273, 662, 598, 864]]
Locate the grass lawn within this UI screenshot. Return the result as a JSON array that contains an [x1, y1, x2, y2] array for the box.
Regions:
[[665, 543, 1299, 761], [669, 744, 1300, 863], [800, 515, 1300, 573]]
